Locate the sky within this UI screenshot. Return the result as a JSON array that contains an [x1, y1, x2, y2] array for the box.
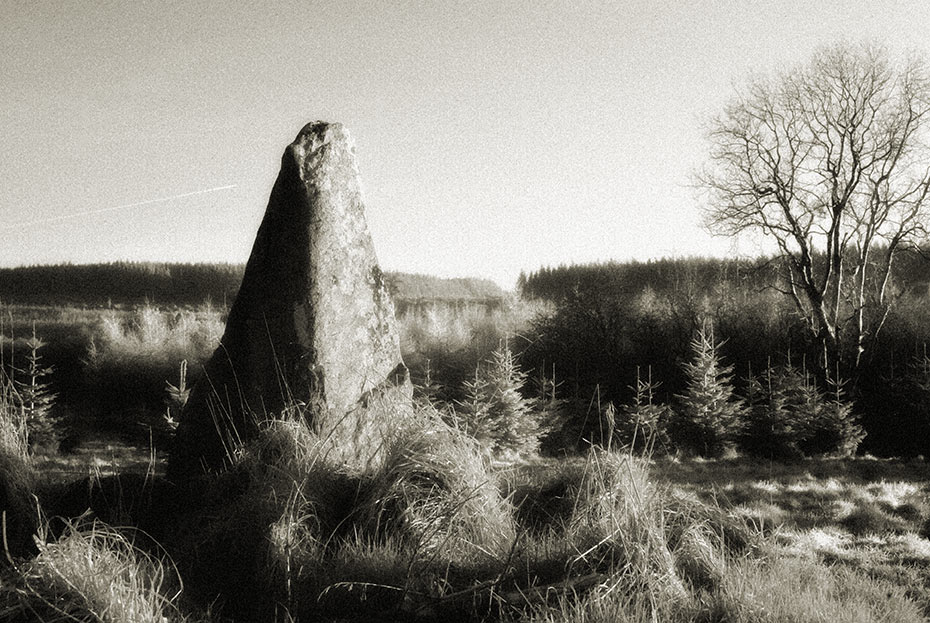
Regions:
[[3, 1, 930, 289]]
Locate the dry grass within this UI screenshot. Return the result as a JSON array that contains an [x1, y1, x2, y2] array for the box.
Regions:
[[89, 304, 223, 372], [6, 381, 928, 622], [658, 456, 930, 540], [650, 455, 930, 618], [356, 411, 517, 560], [503, 448, 760, 621], [0, 518, 186, 623], [0, 370, 38, 560], [710, 555, 925, 622], [173, 404, 517, 620], [7, 430, 929, 622], [529, 553, 926, 623]]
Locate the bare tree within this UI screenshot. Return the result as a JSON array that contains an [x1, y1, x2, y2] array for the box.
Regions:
[[700, 43, 930, 369]]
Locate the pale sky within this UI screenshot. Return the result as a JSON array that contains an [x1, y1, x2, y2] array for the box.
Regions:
[[3, 1, 930, 289]]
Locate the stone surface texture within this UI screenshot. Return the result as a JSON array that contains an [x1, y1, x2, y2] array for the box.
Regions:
[[170, 122, 411, 478]]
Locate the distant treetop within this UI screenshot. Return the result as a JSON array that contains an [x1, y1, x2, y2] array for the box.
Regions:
[[0, 262, 505, 310], [519, 252, 930, 302]]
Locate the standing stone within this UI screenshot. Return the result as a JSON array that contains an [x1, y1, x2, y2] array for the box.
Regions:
[[170, 122, 411, 479]]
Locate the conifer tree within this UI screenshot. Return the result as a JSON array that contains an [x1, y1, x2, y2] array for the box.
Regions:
[[454, 366, 495, 451], [911, 345, 930, 394], [532, 364, 569, 455], [15, 325, 58, 450], [803, 370, 865, 457], [741, 364, 806, 459], [782, 363, 824, 440], [890, 346, 930, 456], [454, 343, 542, 459], [674, 325, 743, 457], [164, 359, 189, 432], [412, 358, 443, 407], [483, 344, 541, 458], [740, 359, 863, 458], [618, 366, 670, 455]]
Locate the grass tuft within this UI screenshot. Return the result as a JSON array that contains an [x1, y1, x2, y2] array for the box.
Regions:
[[0, 370, 38, 561], [713, 555, 926, 622], [841, 503, 912, 536], [175, 403, 515, 620], [356, 410, 516, 561], [0, 518, 184, 623]]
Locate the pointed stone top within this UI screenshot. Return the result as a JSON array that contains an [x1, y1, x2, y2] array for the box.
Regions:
[[297, 120, 345, 136], [287, 122, 362, 194], [292, 121, 351, 156]]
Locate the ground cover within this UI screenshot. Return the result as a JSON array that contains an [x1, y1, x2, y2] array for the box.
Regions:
[[658, 456, 930, 614], [1, 300, 928, 621], [18, 436, 930, 622]]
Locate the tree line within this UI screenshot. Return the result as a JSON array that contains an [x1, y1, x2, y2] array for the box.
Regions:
[[514, 253, 930, 457], [0, 263, 504, 311], [519, 252, 930, 306]]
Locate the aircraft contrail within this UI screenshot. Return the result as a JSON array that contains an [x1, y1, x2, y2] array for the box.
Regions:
[[0, 184, 238, 230]]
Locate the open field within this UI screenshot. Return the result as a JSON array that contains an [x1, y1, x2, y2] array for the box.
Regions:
[[18, 439, 930, 622], [0, 296, 928, 621]]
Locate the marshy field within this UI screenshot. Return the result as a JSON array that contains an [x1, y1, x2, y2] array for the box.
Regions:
[[1, 260, 930, 622]]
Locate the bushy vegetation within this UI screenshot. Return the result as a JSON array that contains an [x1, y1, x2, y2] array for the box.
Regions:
[[0, 302, 223, 445], [385, 272, 504, 314], [519, 256, 930, 457], [399, 298, 544, 402], [396, 282, 874, 461], [0, 255, 893, 459], [164, 405, 929, 622], [80, 305, 223, 438], [0, 364, 38, 560], [0, 257, 924, 620], [0, 355, 924, 621], [0, 252, 906, 460], [170, 406, 517, 620]]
